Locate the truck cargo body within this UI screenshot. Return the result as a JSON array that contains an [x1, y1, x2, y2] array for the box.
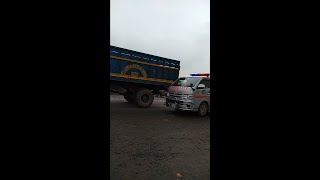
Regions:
[[110, 45, 180, 107]]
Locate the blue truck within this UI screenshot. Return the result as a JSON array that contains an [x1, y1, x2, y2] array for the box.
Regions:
[[110, 45, 180, 108]]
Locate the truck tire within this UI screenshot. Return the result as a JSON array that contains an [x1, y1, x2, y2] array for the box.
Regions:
[[198, 102, 208, 116], [135, 88, 154, 108]]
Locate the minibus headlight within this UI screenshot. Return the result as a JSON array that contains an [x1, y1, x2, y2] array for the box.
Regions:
[[182, 95, 193, 99], [187, 95, 193, 99]]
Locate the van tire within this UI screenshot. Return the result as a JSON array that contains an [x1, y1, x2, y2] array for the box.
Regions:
[[198, 102, 208, 116], [135, 89, 154, 108]]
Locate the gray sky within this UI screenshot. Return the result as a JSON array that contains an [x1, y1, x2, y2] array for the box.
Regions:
[[111, 0, 210, 77]]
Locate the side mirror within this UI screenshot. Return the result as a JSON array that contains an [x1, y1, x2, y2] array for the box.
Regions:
[[197, 84, 206, 89]]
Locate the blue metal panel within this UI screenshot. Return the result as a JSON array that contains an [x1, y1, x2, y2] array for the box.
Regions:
[[110, 45, 180, 86], [150, 66, 156, 78]]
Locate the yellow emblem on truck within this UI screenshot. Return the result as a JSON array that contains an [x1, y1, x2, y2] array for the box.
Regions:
[[121, 64, 148, 78]]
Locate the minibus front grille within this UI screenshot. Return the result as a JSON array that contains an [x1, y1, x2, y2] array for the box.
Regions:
[[169, 93, 183, 97]]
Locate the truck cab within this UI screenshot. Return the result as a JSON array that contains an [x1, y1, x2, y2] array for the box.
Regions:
[[165, 74, 210, 116]]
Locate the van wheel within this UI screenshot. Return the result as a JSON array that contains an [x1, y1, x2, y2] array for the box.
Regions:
[[135, 89, 154, 108], [198, 102, 208, 116]]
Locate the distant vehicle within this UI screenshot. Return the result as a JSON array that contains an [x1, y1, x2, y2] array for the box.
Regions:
[[165, 73, 211, 116], [110, 45, 180, 108]]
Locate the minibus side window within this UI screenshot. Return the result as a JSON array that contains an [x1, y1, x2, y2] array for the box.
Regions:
[[200, 79, 210, 88]]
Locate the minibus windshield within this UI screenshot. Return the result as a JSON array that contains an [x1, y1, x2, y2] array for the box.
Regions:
[[171, 77, 202, 87]]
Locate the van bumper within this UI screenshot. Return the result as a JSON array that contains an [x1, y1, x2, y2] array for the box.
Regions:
[[165, 98, 196, 111]]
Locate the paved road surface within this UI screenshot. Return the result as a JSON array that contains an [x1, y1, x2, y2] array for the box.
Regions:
[[110, 94, 210, 180]]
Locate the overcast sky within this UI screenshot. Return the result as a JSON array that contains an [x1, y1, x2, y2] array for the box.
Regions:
[[111, 0, 210, 77]]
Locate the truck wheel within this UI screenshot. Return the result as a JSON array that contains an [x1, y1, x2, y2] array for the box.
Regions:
[[135, 89, 154, 108], [198, 102, 208, 116]]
